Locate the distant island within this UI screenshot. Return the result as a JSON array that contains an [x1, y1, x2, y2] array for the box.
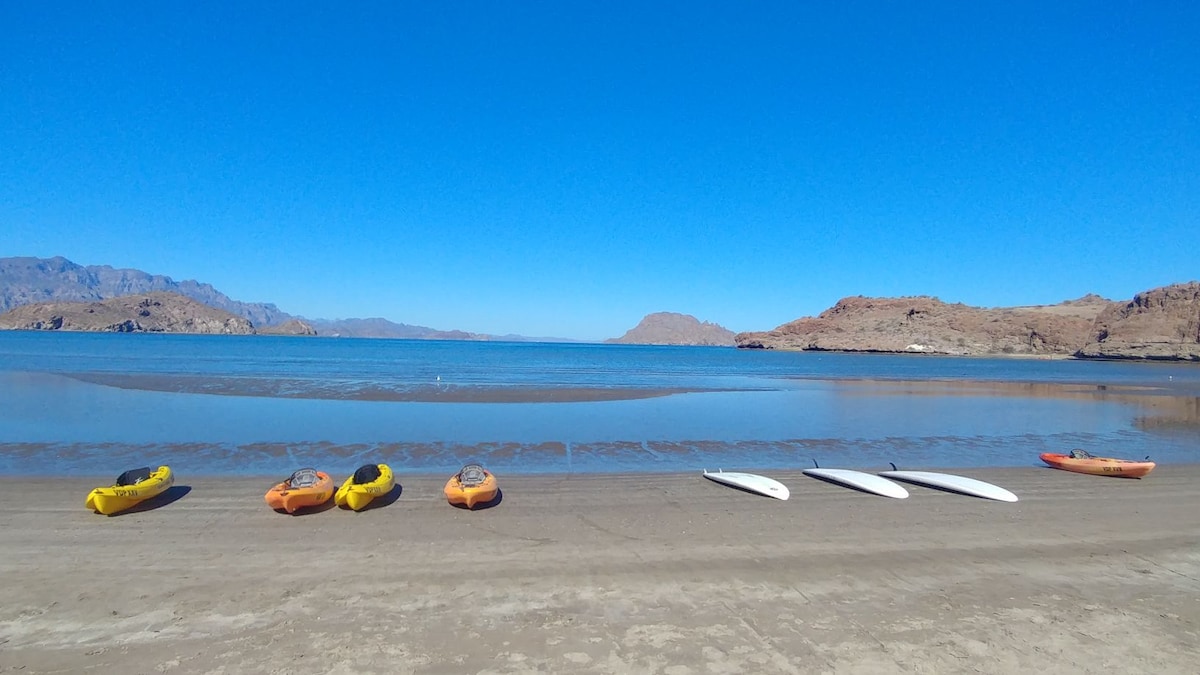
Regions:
[[1, 256, 1197, 360], [606, 312, 735, 346]]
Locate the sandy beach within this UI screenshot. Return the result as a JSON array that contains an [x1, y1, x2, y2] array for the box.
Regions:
[[2, 466, 1198, 674]]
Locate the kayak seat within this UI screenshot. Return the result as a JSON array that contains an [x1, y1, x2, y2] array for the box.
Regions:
[[458, 464, 487, 487], [115, 467, 153, 486], [1068, 449, 1094, 459], [352, 464, 382, 485], [287, 468, 320, 489]]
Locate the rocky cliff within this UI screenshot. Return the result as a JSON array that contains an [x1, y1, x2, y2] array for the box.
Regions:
[[0, 292, 256, 334], [0, 256, 291, 327], [1077, 283, 1200, 361], [607, 312, 736, 346]]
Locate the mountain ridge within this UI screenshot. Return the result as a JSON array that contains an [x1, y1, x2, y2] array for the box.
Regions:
[[0, 256, 573, 342]]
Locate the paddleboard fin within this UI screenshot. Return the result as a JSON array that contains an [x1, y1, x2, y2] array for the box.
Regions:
[[812, 458, 820, 468], [889, 462, 898, 471]]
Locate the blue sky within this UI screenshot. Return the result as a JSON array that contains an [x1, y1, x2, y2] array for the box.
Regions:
[[2, 2, 1197, 340]]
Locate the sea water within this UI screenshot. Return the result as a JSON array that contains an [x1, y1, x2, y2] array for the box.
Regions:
[[0, 332, 1197, 475]]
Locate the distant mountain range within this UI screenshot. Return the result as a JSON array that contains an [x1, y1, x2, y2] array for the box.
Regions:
[[0, 256, 290, 326], [0, 256, 574, 341]]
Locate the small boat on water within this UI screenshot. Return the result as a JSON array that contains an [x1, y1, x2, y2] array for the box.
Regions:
[[86, 465, 174, 515], [334, 463, 395, 511], [444, 464, 498, 509], [1040, 450, 1156, 479], [265, 468, 334, 513]]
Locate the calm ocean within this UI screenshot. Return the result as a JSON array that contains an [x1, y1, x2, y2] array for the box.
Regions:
[[1, 332, 1197, 476]]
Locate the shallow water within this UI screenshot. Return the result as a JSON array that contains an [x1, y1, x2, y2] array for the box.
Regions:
[[1, 332, 1197, 475]]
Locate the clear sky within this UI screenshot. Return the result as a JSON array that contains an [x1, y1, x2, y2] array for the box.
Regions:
[[2, 2, 1197, 340]]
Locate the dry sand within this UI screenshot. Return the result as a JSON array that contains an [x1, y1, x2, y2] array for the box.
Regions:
[[1, 466, 1198, 674]]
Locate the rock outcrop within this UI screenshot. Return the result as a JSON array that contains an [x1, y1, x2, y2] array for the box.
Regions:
[[257, 319, 319, 336], [736, 295, 1112, 357], [0, 292, 255, 334], [1077, 283, 1200, 361], [607, 312, 736, 346]]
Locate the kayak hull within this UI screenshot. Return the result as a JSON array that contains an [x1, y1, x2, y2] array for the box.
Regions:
[[335, 464, 395, 511], [1040, 453, 1155, 479], [444, 469, 498, 509], [86, 466, 174, 515], [265, 471, 334, 513]]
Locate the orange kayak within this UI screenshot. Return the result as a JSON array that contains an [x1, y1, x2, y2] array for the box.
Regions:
[[444, 464, 498, 509], [265, 468, 334, 513], [1040, 452, 1155, 479]]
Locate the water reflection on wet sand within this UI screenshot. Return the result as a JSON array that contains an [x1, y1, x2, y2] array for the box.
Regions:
[[827, 379, 1200, 432], [65, 372, 712, 402], [3, 373, 1197, 476]]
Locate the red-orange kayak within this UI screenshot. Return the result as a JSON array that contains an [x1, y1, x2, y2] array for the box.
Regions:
[[1040, 452, 1155, 479], [265, 468, 334, 513]]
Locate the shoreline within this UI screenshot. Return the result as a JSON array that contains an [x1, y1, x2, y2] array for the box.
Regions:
[[9, 462, 1200, 482], [3, 466, 1199, 672]]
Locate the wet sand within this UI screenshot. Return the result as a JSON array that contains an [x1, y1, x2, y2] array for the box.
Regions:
[[2, 467, 1199, 673]]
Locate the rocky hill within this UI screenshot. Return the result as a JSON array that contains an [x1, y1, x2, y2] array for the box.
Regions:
[[1077, 282, 1200, 361], [736, 285, 1200, 361], [607, 312, 736, 346], [0, 292, 256, 334], [257, 319, 319, 336], [0, 256, 290, 327]]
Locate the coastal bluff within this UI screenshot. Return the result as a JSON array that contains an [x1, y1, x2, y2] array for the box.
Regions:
[[0, 292, 256, 334], [736, 283, 1200, 361], [607, 312, 736, 346], [1077, 282, 1200, 361]]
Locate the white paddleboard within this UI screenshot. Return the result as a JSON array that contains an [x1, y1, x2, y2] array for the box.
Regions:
[[702, 470, 790, 500], [803, 468, 909, 499], [878, 470, 1018, 503]]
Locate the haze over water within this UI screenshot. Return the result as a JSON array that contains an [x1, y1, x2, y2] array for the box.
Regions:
[[1, 332, 1197, 476]]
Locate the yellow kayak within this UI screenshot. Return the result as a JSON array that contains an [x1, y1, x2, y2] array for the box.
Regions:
[[86, 466, 174, 515], [334, 463, 395, 511]]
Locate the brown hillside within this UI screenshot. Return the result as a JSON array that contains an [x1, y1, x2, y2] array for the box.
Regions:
[[0, 292, 256, 334], [736, 295, 1110, 356]]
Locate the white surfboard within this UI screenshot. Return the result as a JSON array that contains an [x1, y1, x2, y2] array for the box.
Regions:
[[803, 468, 909, 499], [702, 470, 790, 500], [878, 470, 1018, 503]]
